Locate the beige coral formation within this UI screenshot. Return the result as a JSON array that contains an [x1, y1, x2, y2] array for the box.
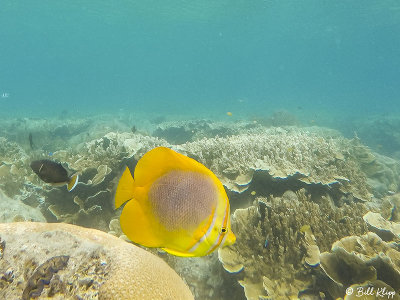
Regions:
[[0, 189, 45, 222], [352, 139, 400, 197], [2, 119, 400, 299], [178, 127, 373, 200], [320, 232, 400, 299], [218, 189, 368, 299], [34, 132, 168, 230], [0, 222, 193, 300], [0, 137, 31, 199], [363, 211, 400, 241]]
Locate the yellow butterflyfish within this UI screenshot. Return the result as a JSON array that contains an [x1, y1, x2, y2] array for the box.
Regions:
[[115, 147, 236, 257]]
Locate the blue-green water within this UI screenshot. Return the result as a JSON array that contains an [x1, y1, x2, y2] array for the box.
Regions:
[[2, 2, 400, 299], [1, 1, 399, 121]]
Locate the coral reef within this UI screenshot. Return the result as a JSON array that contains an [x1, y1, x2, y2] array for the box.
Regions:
[[0, 222, 193, 300], [0, 189, 45, 222], [178, 127, 373, 200], [319, 232, 400, 299], [153, 119, 259, 144], [348, 115, 400, 158], [42, 132, 168, 230], [218, 189, 368, 299], [344, 280, 400, 300], [164, 253, 245, 300], [363, 211, 400, 241], [0, 137, 31, 199], [351, 138, 400, 197], [2, 116, 400, 299]]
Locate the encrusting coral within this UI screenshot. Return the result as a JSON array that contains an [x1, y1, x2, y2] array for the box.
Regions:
[[0, 222, 194, 300], [218, 189, 368, 299]]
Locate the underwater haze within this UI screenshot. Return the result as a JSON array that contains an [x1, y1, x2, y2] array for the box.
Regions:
[[1, 0, 399, 121], [2, 1, 400, 300]]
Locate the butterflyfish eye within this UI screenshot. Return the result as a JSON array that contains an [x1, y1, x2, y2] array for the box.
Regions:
[[220, 227, 227, 233]]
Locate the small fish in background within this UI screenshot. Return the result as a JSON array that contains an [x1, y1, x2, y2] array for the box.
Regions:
[[28, 133, 35, 150], [30, 159, 79, 191], [226, 111, 233, 116], [115, 146, 236, 257]]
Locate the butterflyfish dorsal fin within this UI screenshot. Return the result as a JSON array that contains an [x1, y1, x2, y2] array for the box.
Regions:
[[133, 147, 213, 187], [115, 167, 135, 209]]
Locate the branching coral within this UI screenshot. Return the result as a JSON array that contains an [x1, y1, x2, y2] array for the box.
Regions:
[[218, 189, 368, 299]]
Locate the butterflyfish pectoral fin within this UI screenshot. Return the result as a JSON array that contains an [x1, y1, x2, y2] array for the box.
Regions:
[[67, 174, 79, 192], [133, 147, 214, 187], [120, 198, 165, 248], [115, 167, 135, 209]]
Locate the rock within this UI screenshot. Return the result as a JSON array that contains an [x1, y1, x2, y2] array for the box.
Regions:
[[0, 222, 193, 300]]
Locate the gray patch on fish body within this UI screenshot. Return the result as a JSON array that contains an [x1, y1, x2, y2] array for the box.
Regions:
[[30, 159, 70, 184], [148, 170, 217, 231]]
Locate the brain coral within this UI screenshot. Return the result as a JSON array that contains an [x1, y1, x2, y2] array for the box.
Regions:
[[0, 222, 193, 300]]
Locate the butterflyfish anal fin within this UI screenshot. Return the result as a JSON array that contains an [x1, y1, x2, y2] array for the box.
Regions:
[[67, 174, 79, 192], [120, 198, 165, 247], [115, 167, 135, 209], [162, 247, 198, 257], [133, 147, 214, 187]]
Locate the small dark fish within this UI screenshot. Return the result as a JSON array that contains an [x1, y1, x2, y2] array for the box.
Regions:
[[30, 159, 79, 191], [28, 133, 35, 150]]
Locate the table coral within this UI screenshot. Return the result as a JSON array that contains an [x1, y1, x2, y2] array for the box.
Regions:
[[363, 211, 400, 241], [320, 232, 400, 299], [178, 127, 373, 201]]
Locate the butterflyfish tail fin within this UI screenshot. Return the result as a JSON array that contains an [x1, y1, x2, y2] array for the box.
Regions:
[[67, 174, 79, 192], [115, 166, 135, 209]]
